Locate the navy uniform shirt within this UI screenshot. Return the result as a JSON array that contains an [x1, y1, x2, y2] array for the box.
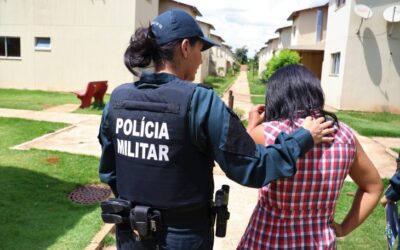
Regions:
[[98, 72, 314, 196]]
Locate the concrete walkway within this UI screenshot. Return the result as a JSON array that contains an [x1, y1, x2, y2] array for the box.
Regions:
[[0, 70, 399, 249], [222, 70, 253, 120], [0, 106, 102, 157]]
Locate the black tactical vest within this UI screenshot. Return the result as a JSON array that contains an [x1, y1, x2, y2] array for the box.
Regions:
[[107, 78, 214, 209]]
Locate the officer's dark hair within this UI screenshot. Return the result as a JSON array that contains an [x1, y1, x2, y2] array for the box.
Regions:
[[124, 26, 199, 76], [265, 64, 338, 124]]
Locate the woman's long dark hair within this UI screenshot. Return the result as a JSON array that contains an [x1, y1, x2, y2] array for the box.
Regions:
[[265, 64, 338, 124], [124, 26, 198, 76]]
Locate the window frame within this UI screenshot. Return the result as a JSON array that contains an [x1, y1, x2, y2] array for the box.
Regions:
[[316, 9, 323, 42], [330, 52, 341, 76], [0, 36, 22, 59], [34, 37, 52, 51]]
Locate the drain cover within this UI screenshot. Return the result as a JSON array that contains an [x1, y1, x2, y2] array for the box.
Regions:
[[68, 184, 111, 204]]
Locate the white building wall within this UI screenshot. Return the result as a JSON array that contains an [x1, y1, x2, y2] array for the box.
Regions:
[[209, 35, 227, 76], [320, 0, 351, 108], [0, 0, 158, 92], [223, 46, 235, 71], [322, 0, 400, 113], [277, 28, 292, 49], [195, 22, 212, 83], [261, 39, 279, 75], [341, 0, 400, 113], [258, 47, 268, 77], [291, 6, 328, 46]]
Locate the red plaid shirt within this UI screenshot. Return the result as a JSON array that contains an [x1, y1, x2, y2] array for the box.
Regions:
[[238, 119, 356, 249]]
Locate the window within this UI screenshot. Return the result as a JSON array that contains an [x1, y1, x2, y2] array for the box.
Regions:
[[0, 36, 21, 57], [316, 10, 323, 42], [292, 26, 296, 37], [336, 0, 345, 8], [35, 37, 51, 50], [331, 53, 340, 75]]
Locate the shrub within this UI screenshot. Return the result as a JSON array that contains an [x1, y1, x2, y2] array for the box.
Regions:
[[263, 49, 300, 81]]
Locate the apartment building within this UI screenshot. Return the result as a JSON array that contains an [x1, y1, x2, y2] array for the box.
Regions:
[[258, 37, 279, 77], [257, 46, 268, 77], [209, 33, 236, 77], [321, 0, 400, 113], [287, 3, 328, 79], [195, 20, 214, 83], [209, 34, 225, 76], [0, 0, 158, 92], [159, 0, 201, 17], [275, 25, 292, 50], [0, 0, 222, 92], [221, 44, 236, 73]]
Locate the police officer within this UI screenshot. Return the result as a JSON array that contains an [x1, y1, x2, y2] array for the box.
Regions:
[[98, 9, 334, 250]]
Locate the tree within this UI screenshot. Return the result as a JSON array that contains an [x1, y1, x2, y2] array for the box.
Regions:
[[248, 53, 259, 76], [234, 46, 248, 64], [262, 49, 300, 81]]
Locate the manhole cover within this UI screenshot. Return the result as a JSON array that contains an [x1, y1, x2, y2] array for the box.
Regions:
[[68, 184, 111, 204]]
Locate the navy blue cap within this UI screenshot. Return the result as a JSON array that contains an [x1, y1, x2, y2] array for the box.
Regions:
[[151, 9, 219, 51]]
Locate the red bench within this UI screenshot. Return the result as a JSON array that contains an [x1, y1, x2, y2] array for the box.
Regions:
[[74, 81, 108, 108]]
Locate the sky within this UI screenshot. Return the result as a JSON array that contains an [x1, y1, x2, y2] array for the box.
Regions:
[[179, 0, 329, 57]]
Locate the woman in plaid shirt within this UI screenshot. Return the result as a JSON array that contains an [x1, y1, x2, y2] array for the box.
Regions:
[[238, 65, 383, 249]]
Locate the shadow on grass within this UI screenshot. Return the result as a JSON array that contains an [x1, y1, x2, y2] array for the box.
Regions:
[[0, 166, 98, 249], [74, 102, 106, 115]]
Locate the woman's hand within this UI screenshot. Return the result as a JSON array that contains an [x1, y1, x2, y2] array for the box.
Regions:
[[247, 105, 265, 132], [380, 196, 392, 207], [331, 221, 346, 237], [302, 116, 335, 144]]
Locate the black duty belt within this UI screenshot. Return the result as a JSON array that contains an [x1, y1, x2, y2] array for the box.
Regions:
[[161, 203, 211, 225], [101, 198, 210, 226], [101, 185, 230, 240]]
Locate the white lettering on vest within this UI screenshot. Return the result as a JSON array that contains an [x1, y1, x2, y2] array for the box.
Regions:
[[115, 117, 169, 139], [145, 121, 154, 138], [116, 118, 123, 134], [115, 117, 171, 162], [159, 123, 169, 140], [159, 145, 169, 161], [123, 119, 132, 135], [116, 139, 169, 162]]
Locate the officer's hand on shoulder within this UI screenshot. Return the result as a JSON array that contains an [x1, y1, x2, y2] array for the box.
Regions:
[[302, 117, 335, 145]]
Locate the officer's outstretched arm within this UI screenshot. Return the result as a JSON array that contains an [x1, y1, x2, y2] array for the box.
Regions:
[[189, 88, 314, 188]]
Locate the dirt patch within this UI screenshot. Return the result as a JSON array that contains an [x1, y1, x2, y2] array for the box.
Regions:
[[46, 156, 60, 165]]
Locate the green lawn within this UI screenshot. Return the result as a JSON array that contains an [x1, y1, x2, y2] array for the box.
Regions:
[[0, 88, 108, 115], [0, 118, 104, 249], [251, 95, 265, 105], [247, 70, 266, 95], [247, 70, 266, 104], [337, 111, 400, 137], [0, 88, 79, 110], [335, 180, 389, 249], [203, 73, 237, 96]]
